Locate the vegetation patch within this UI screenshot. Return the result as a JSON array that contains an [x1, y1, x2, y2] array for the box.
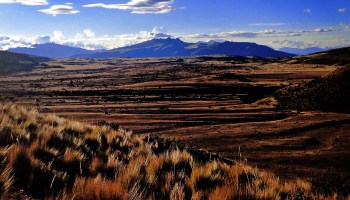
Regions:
[[274, 65, 350, 113], [0, 102, 346, 199]]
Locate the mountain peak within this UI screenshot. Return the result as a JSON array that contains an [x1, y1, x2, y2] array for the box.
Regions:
[[149, 37, 185, 44], [9, 39, 294, 59]]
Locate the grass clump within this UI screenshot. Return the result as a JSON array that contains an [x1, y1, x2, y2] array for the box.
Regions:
[[0, 102, 347, 199]]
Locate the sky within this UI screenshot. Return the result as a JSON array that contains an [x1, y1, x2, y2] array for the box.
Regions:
[[0, 0, 350, 50]]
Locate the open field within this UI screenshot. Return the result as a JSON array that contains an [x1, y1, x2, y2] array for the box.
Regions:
[[1, 56, 349, 180]]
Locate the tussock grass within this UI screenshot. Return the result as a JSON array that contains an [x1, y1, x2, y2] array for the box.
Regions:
[[0, 102, 348, 199]]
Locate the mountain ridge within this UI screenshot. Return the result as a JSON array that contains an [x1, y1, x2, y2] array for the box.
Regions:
[[280, 47, 330, 55], [76, 38, 294, 58], [289, 46, 350, 65], [9, 38, 294, 59], [9, 43, 95, 58]]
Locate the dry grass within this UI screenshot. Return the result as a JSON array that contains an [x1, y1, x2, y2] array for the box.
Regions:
[[0, 102, 348, 199]]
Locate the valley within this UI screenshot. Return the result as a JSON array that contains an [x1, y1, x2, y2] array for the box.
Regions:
[[1, 55, 348, 180]]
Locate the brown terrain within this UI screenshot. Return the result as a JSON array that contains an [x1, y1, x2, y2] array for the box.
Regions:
[[0, 56, 349, 180]]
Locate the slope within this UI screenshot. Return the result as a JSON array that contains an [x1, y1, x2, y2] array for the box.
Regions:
[[274, 65, 350, 112], [289, 46, 350, 65], [0, 51, 49, 75], [0, 102, 338, 199]]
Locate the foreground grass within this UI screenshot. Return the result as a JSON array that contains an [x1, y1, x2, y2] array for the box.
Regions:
[[0, 103, 346, 199]]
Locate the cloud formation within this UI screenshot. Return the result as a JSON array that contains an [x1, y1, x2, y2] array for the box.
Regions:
[[341, 23, 350, 29], [9, 27, 173, 50], [183, 27, 340, 41], [338, 8, 346, 13], [34, 35, 51, 44], [51, 31, 65, 42], [0, 0, 47, 5], [0, 24, 349, 51], [0, 35, 34, 50], [75, 29, 96, 40], [267, 39, 350, 50], [83, 0, 175, 14], [39, 5, 79, 16], [303, 9, 311, 13]]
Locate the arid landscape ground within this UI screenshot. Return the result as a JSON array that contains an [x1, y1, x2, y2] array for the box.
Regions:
[[1, 55, 349, 182]]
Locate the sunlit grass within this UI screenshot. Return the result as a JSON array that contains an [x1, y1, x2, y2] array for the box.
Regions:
[[0, 102, 348, 199]]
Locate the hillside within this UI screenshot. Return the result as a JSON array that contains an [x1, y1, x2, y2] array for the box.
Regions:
[[289, 46, 350, 65], [274, 65, 350, 112], [0, 102, 341, 199], [279, 47, 329, 55], [74, 38, 294, 58], [0, 51, 49, 75], [9, 43, 95, 58]]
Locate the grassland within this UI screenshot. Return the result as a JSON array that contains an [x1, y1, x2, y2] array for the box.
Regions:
[[1, 102, 348, 199], [1, 56, 349, 181]]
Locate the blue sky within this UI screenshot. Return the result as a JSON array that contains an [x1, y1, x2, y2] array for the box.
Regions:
[[0, 0, 349, 50]]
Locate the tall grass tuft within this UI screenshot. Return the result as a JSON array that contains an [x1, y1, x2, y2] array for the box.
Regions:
[[0, 102, 347, 199]]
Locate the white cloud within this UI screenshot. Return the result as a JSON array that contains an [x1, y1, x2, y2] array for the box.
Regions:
[[150, 26, 172, 38], [1, 25, 349, 51], [338, 8, 346, 13], [341, 23, 350, 29], [303, 9, 311, 13], [34, 35, 51, 44], [183, 27, 340, 41], [51, 31, 65, 42], [0, 0, 48, 5], [0, 35, 33, 50], [266, 39, 350, 49], [39, 5, 79, 16], [314, 27, 340, 32], [47, 27, 174, 50], [75, 29, 96, 40], [83, 0, 176, 14], [84, 29, 95, 38], [267, 40, 317, 49]]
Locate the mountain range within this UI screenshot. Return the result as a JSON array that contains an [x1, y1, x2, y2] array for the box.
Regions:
[[9, 38, 294, 58], [9, 43, 95, 59]]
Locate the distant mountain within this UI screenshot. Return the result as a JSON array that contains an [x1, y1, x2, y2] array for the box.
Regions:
[[9, 43, 95, 58], [0, 51, 50, 74], [290, 46, 350, 65], [196, 40, 221, 45], [74, 38, 294, 58], [191, 41, 294, 58], [280, 47, 330, 55]]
